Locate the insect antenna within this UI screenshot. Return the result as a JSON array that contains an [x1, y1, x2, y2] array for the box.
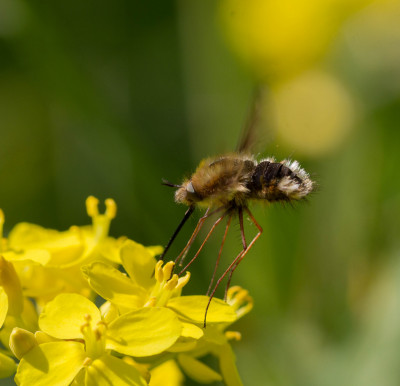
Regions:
[[159, 205, 195, 261], [162, 179, 182, 188]]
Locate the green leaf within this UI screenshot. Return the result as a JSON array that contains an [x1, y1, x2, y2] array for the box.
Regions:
[[106, 307, 182, 357], [167, 296, 237, 325], [39, 293, 101, 339], [15, 342, 86, 386], [82, 262, 146, 308], [85, 354, 147, 386]]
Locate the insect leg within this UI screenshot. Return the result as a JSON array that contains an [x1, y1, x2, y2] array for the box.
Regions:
[[176, 206, 226, 267], [174, 207, 210, 266], [203, 208, 262, 327], [224, 206, 247, 299], [206, 212, 233, 296], [159, 205, 195, 261], [179, 210, 228, 276]]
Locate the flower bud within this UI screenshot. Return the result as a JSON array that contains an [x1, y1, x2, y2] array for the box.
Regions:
[[9, 327, 37, 360]]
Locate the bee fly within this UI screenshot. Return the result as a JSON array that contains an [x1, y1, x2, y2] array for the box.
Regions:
[[161, 90, 315, 326]]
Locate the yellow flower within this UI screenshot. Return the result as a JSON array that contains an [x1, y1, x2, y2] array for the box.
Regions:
[[14, 293, 183, 385], [82, 240, 237, 326], [4, 196, 121, 304], [82, 239, 247, 385]]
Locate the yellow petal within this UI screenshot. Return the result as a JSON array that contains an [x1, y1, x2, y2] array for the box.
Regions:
[[0, 287, 8, 328], [0, 351, 17, 378], [15, 341, 86, 386], [20, 298, 39, 333], [8, 222, 54, 245], [149, 360, 184, 386], [216, 343, 243, 386], [106, 307, 182, 357], [82, 262, 146, 308], [34, 331, 58, 344], [178, 354, 222, 383], [181, 322, 204, 339], [8, 223, 84, 267], [120, 240, 156, 290], [3, 249, 51, 265], [0, 257, 23, 316], [85, 354, 147, 386], [99, 301, 119, 324], [146, 245, 163, 257], [167, 323, 204, 353], [39, 294, 101, 339], [167, 296, 237, 325], [96, 237, 122, 264]]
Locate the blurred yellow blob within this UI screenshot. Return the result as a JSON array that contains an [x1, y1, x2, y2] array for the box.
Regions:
[[267, 70, 355, 156], [220, 0, 376, 81], [345, 0, 400, 90]]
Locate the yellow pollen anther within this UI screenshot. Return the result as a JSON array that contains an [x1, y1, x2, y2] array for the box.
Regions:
[[155, 260, 164, 282], [105, 198, 117, 219], [0, 209, 4, 225], [144, 297, 157, 307], [86, 196, 100, 217], [162, 261, 175, 280], [165, 274, 178, 290], [176, 271, 191, 289], [83, 357, 92, 367], [225, 331, 242, 341], [80, 314, 92, 334]]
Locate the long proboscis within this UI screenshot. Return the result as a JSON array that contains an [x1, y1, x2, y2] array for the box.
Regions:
[[159, 205, 195, 261]]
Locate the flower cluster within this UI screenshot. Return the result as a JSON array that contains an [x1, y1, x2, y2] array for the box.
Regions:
[[0, 197, 253, 385]]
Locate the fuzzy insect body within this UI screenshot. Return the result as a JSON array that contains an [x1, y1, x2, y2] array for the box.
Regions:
[[161, 90, 315, 326], [175, 154, 314, 209]]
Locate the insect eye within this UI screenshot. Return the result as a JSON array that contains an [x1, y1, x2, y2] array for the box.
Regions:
[[186, 182, 196, 194]]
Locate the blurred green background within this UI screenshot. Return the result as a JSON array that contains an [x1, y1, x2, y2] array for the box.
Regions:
[[1, 0, 400, 385]]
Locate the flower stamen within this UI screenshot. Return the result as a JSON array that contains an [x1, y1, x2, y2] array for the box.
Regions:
[[80, 314, 107, 360], [149, 261, 191, 307]]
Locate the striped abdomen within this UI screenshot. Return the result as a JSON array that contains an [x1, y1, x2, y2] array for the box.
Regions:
[[248, 160, 311, 202]]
